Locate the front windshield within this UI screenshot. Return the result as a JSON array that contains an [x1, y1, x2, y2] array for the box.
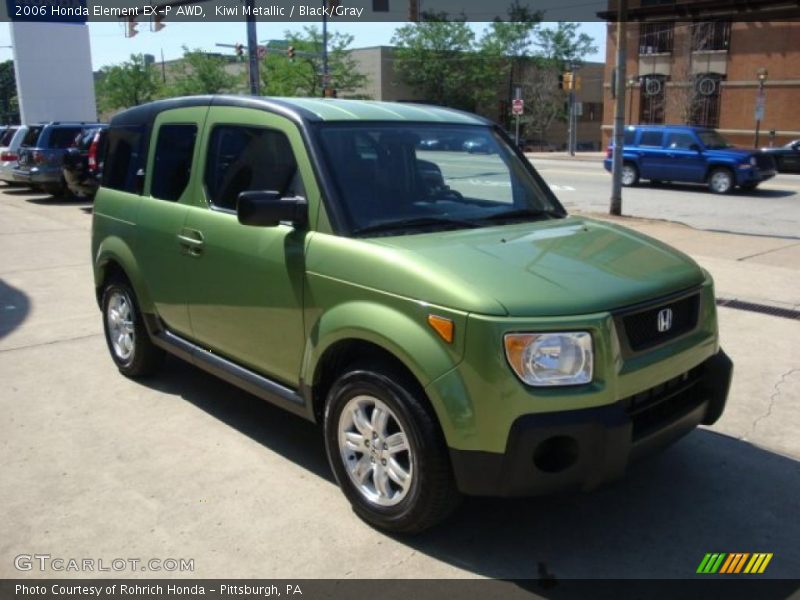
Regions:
[[316, 123, 563, 236], [697, 130, 733, 149]]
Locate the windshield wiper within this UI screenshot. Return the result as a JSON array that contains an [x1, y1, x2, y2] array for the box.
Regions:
[[353, 216, 480, 236], [480, 208, 558, 223]]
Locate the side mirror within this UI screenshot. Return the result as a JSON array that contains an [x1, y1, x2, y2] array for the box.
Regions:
[[689, 143, 702, 152], [237, 190, 307, 227]]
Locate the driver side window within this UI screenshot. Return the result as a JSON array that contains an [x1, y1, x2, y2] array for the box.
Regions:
[[204, 125, 302, 211]]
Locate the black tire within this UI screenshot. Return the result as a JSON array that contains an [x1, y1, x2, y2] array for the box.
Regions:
[[621, 162, 639, 186], [101, 278, 164, 378], [323, 362, 461, 533], [708, 167, 735, 194]]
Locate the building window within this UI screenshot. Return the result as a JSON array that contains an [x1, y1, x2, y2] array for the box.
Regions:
[[691, 21, 731, 52], [639, 22, 674, 54], [691, 74, 724, 128], [639, 75, 667, 124]]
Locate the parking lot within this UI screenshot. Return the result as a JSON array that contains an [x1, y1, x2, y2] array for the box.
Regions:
[[1, 185, 798, 580]]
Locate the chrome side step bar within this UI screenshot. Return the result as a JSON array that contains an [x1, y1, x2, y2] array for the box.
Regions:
[[152, 329, 311, 421]]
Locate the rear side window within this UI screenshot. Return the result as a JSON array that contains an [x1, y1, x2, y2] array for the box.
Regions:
[[639, 130, 664, 147], [103, 125, 146, 194], [47, 127, 82, 149], [204, 125, 299, 211], [0, 128, 18, 146], [21, 126, 42, 147], [150, 124, 197, 202], [666, 132, 697, 150]]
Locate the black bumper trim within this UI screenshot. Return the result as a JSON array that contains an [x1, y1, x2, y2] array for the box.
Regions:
[[449, 350, 733, 497]]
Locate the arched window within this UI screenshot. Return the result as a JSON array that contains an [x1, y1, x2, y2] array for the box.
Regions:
[[639, 74, 667, 124]]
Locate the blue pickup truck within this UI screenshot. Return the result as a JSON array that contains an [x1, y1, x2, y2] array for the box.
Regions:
[[604, 125, 776, 194]]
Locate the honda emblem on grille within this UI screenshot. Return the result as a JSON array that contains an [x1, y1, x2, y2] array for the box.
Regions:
[[657, 308, 673, 333]]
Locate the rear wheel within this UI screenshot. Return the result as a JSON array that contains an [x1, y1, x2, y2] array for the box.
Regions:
[[708, 167, 734, 194], [323, 363, 461, 533], [621, 162, 639, 186]]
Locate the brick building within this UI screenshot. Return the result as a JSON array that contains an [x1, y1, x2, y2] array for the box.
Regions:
[[601, 1, 800, 148]]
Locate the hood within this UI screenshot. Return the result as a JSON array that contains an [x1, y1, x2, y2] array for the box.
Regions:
[[704, 147, 754, 160], [369, 217, 705, 317]]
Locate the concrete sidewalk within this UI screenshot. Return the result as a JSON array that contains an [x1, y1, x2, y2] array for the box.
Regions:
[[581, 211, 800, 312]]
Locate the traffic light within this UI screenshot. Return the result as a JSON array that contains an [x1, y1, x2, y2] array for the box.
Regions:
[[234, 43, 244, 60], [563, 72, 574, 91], [152, 12, 165, 32], [574, 75, 581, 92], [126, 17, 138, 38], [287, 46, 295, 60]]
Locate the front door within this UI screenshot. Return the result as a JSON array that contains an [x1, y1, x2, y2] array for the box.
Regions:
[[180, 108, 313, 387]]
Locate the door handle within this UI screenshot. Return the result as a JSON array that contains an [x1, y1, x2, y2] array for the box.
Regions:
[[177, 229, 204, 256]]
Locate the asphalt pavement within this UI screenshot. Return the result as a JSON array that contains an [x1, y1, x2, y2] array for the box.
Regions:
[[529, 156, 800, 239], [0, 185, 798, 581]]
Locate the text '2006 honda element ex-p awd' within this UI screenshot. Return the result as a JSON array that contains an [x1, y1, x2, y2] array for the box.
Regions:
[[91, 96, 732, 533]]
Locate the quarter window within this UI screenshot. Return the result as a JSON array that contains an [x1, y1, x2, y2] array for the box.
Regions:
[[204, 125, 300, 211], [151, 124, 197, 202], [102, 125, 146, 194]]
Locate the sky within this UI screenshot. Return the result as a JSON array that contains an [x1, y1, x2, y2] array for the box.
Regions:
[[0, 21, 606, 70]]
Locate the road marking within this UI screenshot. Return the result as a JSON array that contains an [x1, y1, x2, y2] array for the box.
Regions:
[[549, 184, 576, 191]]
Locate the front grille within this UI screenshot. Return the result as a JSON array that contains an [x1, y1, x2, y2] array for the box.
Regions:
[[622, 293, 700, 352], [755, 154, 775, 171], [624, 366, 705, 441]]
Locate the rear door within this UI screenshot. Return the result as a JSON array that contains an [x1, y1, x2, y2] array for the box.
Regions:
[[134, 107, 209, 337], [179, 106, 315, 386], [635, 129, 666, 180]]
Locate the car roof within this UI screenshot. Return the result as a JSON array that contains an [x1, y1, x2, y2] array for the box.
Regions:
[[110, 95, 491, 129], [628, 124, 712, 131]]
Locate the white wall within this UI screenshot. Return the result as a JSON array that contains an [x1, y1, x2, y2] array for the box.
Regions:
[[11, 21, 97, 123]]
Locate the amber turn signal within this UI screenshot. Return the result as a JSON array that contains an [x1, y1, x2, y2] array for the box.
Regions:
[[427, 315, 454, 343]]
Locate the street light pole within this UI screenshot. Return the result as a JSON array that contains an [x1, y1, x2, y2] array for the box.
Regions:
[[609, 0, 627, 216], [321, 0, 329, 96]]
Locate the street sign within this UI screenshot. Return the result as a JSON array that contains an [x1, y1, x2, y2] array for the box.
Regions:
[[755, 92, 765, 121], [512, 98, 524, 115], [574, 102, 583, 117]]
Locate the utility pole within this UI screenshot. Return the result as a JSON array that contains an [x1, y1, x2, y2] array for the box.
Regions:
[[245, 0, 259, 95], [609, 0, 627, 216]]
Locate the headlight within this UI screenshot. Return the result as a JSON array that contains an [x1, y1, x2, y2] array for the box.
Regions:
[[504, 332, 593, 387]]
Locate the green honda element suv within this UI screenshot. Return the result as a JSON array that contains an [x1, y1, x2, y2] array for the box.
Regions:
[[91, 96, 732, 533]]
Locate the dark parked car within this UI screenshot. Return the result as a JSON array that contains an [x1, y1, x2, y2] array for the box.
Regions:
[[760, 140, 800, 173], [604, 125, 776, 193], [62, 126, 108, 199], [13, 122, 105, 196]]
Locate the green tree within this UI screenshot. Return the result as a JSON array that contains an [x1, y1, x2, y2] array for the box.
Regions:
[[168, 46, 241, 96], [391, 14, 482, 111], [534, 22, 598, 70], [96, 54, 162, 111], [0, 60, 19, 124], [261, 27, 368, 98]]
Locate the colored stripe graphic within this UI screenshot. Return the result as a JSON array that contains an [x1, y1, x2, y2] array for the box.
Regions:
[[697, 553, 727, 573], [701, 552, 774, 574]]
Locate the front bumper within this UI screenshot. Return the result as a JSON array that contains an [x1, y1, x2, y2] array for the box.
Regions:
[[449, 350, 732, 496], [736, 166, 775, 185]]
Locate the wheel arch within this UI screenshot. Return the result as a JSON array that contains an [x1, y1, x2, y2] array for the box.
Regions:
[[94, 236, 154, 313]]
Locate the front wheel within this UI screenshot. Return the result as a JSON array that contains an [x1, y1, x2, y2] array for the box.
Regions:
[[323, 364, 461, 533], [101, 279, 164, 377], [708, 167, 734, 194]]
